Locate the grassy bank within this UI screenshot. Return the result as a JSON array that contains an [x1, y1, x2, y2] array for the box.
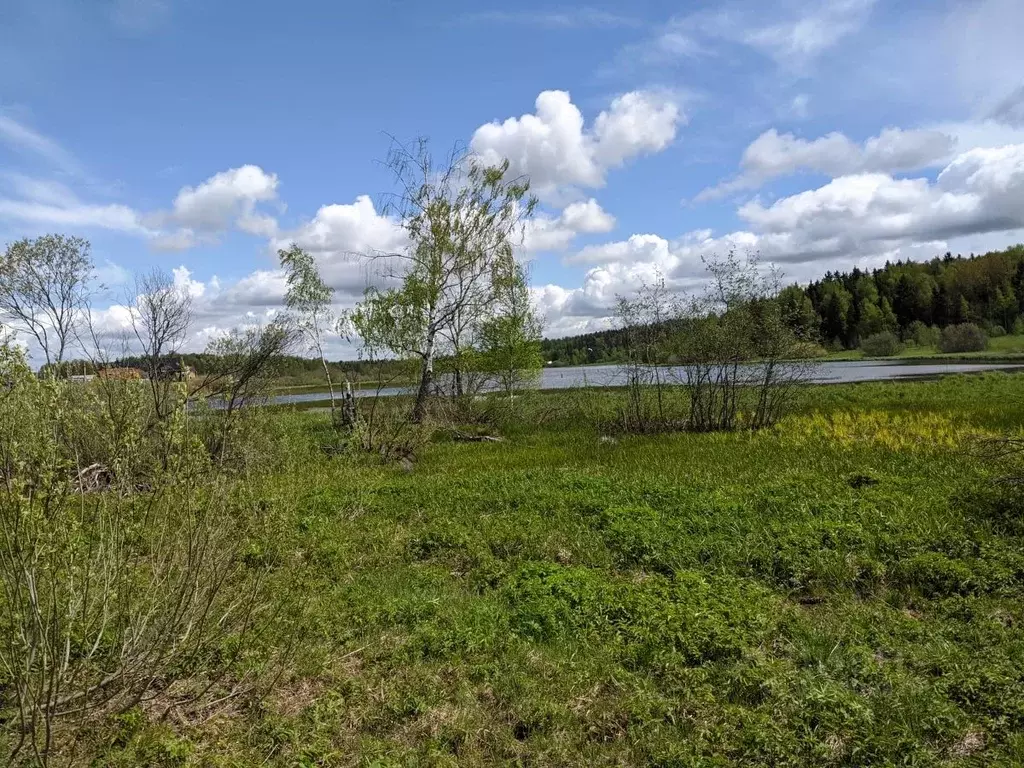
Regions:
[[819, 333, 1024, 362], [76, 372, 1024, 766]]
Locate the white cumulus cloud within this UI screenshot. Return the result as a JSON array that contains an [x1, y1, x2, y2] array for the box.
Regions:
[[523, 199, 616, 254], [272, 195, 408, 298], [538, 141, 1024, 336], [738, 143, 1024, 261], [698, 127, 955, 200], [153, 165, 280, 246], [471, 90, 682, 201]]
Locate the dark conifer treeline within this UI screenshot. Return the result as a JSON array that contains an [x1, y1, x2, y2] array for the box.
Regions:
[[541, 245, 1024, 363]]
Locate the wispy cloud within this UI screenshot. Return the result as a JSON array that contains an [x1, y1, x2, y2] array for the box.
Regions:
[[459, 8, 643, 30], [742, 0, 877, 69], [0, 170, 148, 237], [0, 114, 82, 174], [0, 173, 80, 207], [607, 0, 877, 76], [0, 197, 146, 233], [989, 84, 1024, 128]]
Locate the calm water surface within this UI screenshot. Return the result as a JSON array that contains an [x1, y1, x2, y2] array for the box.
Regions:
[[268, 360, 1022, 406]]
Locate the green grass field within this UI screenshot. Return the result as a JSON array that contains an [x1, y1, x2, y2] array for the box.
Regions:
[[98, 373, 1024, 766], [821, 333, 1024, 362]]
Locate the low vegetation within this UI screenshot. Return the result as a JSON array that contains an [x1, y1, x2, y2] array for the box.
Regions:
[[939, 323, 990, 354], [3, 349, 1024, 764], [860, 330, 904, 357], [0, 339, 300, 765]]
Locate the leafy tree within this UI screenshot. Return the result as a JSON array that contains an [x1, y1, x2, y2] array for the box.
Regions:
[[0, 234, 94, 368], [354, 139, 536, 422], [478, 260, 543, 403], [907, 320, 940, 347], [1014, 260, 1024, 315], [819, 284, 852, 345], [279, 244, 343, 414], [203, 322, 298, 459], [994, 282, 1017, 330], [957, 295, 972, 324], [879, 297, 898, 334], [892, 272, 935, 329], [679, 252, 805, 432], [857, 300, 884, 339], [614, 275, 677, 431]]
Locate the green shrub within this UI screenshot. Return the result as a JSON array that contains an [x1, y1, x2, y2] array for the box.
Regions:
[[790, 341, 829, 359], [987, 324, 1007, 338], [938, 323, 989, 353], [598, 505, 675, 572], [0, 340, 291, 763], [860, 331, 903, 357], [907, 321, 940, 348]]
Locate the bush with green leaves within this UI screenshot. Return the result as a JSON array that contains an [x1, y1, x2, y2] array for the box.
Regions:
[[0, 340, 291, 765], [860, 331, 903, 357], [906, 320, 940, 348], [938, 323, 989, 353]]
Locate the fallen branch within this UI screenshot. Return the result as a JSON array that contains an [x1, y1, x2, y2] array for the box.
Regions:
[[76, 463, 114, 493], [449, 430, 504, 443]]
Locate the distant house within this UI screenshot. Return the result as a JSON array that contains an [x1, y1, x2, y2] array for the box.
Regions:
[[97, 367, 142, 381], [153, 359, 196, 382]]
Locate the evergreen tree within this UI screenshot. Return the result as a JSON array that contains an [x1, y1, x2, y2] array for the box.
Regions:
[[958, 295, 972, 323]]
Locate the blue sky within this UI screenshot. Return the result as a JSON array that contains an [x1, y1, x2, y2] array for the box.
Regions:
[[2, 0, 1024, 356]]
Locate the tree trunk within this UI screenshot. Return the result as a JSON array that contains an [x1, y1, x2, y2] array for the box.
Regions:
[[340, 380, 357, 429], [319, 354, 336, 412], [411, 330, 435, 423], [454, 366, 463, 399]]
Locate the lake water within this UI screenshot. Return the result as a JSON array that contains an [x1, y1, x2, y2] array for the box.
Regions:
[[267, 360, 1023, 406]]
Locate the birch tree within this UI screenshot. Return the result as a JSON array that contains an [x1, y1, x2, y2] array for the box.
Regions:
[[478, 259, 542, 403], [353, 139, 536, 422], [279, 244, 342, 413]]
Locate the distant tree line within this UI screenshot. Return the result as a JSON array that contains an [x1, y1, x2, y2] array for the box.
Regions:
[[44, 353, 411, 383], [543, 245, 1024, 363], [789, 244, 1024, 348], [39, 244, 1024, 380]]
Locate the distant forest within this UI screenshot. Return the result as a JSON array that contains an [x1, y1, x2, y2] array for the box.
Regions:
[[541, 245, 1024, 365], [54, 353, 411, 384], [54, 245, 1024, 375]]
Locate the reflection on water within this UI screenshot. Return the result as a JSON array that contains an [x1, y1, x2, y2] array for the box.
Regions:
[[267, 360, 1022, 406]]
